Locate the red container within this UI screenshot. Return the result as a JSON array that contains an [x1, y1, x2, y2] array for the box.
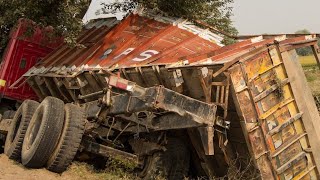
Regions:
[[0, 19, 63, 101]]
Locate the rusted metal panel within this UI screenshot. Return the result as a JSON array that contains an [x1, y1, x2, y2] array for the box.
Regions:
[[39, 18, 118, 68], [86, 15, 221, 68], [229, 45, 319, 179], [24, 11, 316, 80]]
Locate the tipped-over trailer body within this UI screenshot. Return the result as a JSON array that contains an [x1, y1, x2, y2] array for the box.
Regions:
[[2, 9, 320, 179]]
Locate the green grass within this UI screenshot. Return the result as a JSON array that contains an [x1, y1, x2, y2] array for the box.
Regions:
[[297, 55, 320, 95], [299, 55, 318, 67], [302, 65, 320, 96]]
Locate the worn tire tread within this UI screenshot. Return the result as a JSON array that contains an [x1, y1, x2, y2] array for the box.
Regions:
[[46, 103, 85, 173], [4, 100, 39, 161], [22, 97, 65, 168]]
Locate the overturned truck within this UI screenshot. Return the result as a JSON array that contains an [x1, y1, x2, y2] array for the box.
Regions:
[[1, 10, 320, 179]]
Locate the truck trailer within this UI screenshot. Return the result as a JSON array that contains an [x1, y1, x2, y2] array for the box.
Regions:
[[1, 9, 320, 179]]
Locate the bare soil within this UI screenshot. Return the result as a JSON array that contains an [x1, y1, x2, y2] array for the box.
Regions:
[[0, 154, 130, 180], [0, 154, 79, 180]]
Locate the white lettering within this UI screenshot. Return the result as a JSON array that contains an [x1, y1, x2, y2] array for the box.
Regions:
[[113, 48, 134, 60], [132, 50, 159, 62]]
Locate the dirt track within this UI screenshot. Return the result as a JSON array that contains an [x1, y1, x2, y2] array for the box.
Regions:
[[0, 154, 130, 180], [0, 154, 74, 180]]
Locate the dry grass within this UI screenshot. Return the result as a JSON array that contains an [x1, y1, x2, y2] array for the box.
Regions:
[[302, 66, 320, 96], [300, 56, 320, 113], [65, 161, 136, 180], [209, 157, 260, 180]]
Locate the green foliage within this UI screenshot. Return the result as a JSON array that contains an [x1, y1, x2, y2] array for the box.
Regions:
[[295, 29, 313, 56], [0, 0, 90, 57], [0, 0, 238, 59], [102, 0, 238, 45]]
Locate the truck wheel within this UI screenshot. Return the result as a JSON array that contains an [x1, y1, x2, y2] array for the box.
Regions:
[[46, 103, 86, 173], [21, 97, 65, 168], [143, 138, 190, 180], [4, 100, 39, 161], [2, 110, 16, 119]]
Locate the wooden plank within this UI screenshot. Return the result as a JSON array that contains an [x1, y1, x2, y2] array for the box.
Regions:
[[216, 86, 220, 103], [279, 40, 317, 52], [43, 77, 63, 100], [276, 152, 306, 174], [211, 82, 227, 86], [311, 44, 320, 70], [271, 133, 307, 157], [281, 49, 320, 173], [268, 112, 303, 136], [27, 78, 45, 100], [229, 64, 277, 179], [52, 77, 73, 102], [34, 76, 51, 97], [253, 78, 289, 102], [223, 73, 230, 119]]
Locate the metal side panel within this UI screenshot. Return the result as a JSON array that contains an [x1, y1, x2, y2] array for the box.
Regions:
[[229, 47, 319, 179]]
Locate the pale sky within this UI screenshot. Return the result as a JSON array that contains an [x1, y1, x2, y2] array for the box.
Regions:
[[232, 0, 320, 34], [84, 0, 320, 35]]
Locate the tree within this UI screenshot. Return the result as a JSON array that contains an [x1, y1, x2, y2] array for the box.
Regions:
[[0, 0, 91, 57], [0, 0, 237, 58], [102, 0, 238, 45], [295, 29, 313, 56]]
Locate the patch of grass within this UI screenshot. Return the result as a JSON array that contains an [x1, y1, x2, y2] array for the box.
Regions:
[[67, 161, 136, 180], [302, 66, 320, 96], [306, 74, 317, 82], [299, 55, 318, 67]]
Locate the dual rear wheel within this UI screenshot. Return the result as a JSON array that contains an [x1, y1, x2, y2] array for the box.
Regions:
[[4, 97, 86, 173], [4, 96, 190, 178]]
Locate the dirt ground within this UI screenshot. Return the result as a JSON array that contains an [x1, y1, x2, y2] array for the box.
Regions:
[[0, 154, 131, 180], [0, 154, 85, 180], [303, 66, 320, 96]]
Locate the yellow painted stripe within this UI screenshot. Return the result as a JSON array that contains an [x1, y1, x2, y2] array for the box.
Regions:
[[0, 79, 6, 87]]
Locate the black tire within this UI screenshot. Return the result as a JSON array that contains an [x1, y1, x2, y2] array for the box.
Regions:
[[2, 110, 16, 119], [46, 103, 86, 173], [0, 105, 13, 117], [143, 138, 190, 180], [21, 97, 65, 168], [4, 100, 39, 161]]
